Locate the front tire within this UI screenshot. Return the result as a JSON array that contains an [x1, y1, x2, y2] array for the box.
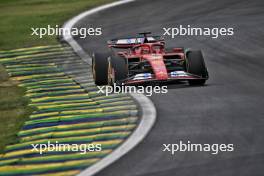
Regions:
[[92, 52, 110, 85], [186, 50, 208, 86]]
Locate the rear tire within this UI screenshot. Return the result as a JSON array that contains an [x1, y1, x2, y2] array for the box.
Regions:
[[92, 52, 110, 85], [186, 50, 208, 86]]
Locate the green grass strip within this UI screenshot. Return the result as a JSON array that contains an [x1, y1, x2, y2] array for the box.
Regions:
[[12, 73, 66, 81], [9, 69, 62, 77], [26, 89, 85, 98], [30, 94, 91, 103], [5, 63, 56, 69], [25, 110, 136, 125], [24, 83, 79, 90], [20, 125, 136, 142], [0, 53, 78, 66], [6, 65, 57, 72], [0, 159, 99, 176], [19, 76, 72, 84], [0, 45, 63, 55], [1, 140, 122, 159], [5, 63, 56, 67], [26, 85, 82, 93], [5, 132, 130, 152], [20, 78, 74, 87], [0, 50, 73, 63], [29, 99, 94, 108], [0, 47, 71, 59], [28, 105, 137, 119], [33, 102, 99, 112], [18, 117, 138, 137], [0, 150, 111, 166]]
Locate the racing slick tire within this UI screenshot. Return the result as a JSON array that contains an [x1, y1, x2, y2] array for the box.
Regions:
[[92, 52, 110, 85], [186, 50, 208, 86], [109, 55, 128, 85]]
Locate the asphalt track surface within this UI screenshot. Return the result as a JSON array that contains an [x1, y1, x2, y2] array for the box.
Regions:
[[74, 0, 264, 175]]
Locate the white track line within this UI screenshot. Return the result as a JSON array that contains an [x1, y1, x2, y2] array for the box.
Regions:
[[62, 0, 135, 65], [62, 1, 157, 176]]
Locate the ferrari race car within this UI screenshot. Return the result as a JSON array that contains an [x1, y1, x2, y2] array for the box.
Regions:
[[92, 32, 209, 86]]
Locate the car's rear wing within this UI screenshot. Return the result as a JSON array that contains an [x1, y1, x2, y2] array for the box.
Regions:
[[107, 36, 164, 48]]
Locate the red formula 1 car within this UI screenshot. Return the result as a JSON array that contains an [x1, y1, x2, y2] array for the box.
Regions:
[[92, 32, 209, 86]]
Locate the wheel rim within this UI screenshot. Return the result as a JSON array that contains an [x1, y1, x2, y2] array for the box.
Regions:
[[107, 59, 115, 85], [92, 59, 96, 81]]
